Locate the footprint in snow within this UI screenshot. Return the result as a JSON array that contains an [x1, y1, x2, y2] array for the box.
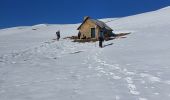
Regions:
[[139, 98, 148, 100], [113, 76, 121, 80], [128, 84, 140, 95], [153, 92, 159, 95], [123, 68, 136, 75], [125, 77, 140, 95], [125, 77, 133, 84], [69, 51, 83, 54], [109, 72, 121, 80], [140, 73, 161, 83]]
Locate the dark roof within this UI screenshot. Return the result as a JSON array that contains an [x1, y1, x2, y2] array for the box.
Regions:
[[90, 19, 113, 31], [77, 17, 113, 31]]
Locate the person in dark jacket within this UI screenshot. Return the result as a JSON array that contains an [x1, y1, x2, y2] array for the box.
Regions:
[[99, 30, 104, 48], [78, 32, 81, 39], [56, 31, 60, 41]]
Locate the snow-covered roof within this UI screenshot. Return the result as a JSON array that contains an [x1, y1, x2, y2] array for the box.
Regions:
[[77, 17, 113, 31], [90, 19, 113, 31]]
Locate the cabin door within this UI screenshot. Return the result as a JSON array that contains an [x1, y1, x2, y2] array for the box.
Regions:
[[91, 28, 95, 38]]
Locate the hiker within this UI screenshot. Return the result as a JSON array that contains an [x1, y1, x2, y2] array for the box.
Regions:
[[99, 30, 104, 48], [78, 32, 81, 39], [56, 30, 60, 41]]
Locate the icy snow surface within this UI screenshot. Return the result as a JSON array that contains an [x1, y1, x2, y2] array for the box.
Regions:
[[0, 6, 170, 100]]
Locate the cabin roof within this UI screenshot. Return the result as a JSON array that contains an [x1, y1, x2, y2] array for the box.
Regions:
[[77, 17, 113, 31]]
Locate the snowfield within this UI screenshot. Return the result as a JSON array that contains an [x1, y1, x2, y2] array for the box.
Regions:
[[0, 6, 170, 100]]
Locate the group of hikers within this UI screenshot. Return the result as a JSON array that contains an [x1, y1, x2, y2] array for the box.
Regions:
[[55, 30, 104, 48]]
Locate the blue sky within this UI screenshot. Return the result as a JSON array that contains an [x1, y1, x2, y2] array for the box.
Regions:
[[0, 0, 170, 29]]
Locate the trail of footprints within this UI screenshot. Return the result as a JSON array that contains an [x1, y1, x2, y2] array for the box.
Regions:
[[86, 49, 148, 99], [95, 50, 140, 95], [86, 48, 170, 100], [0, 39, 80, 64]]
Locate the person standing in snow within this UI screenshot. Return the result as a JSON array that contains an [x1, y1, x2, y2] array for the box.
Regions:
[[78, 32, 81, 39], [56, 30, 60, 41], [98, 30, 104, 48]]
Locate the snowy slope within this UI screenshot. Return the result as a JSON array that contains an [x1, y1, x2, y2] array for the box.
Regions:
[[0, 6, 170, 100], [0, 24, 79, 55]]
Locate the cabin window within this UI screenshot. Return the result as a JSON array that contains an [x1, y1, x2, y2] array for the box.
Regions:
[[91, 28, 95, 38]]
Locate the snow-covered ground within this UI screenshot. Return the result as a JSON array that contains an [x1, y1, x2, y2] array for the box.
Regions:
[[0, 6, 170, 100]]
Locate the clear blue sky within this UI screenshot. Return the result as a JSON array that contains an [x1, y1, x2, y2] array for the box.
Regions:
[[0, 0, 170, 29]]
